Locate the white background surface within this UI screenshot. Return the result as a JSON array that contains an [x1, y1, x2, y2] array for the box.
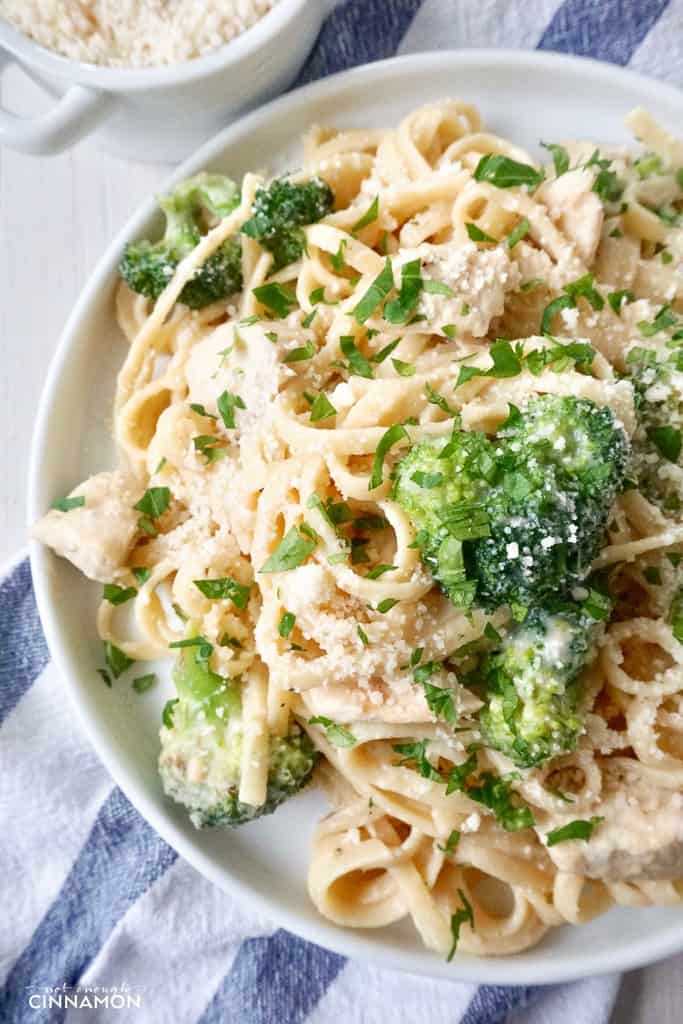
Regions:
[[3, 57, 682, 1022]]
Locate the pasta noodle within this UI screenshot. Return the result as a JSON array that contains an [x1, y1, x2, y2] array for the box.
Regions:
[[33, 101, 683, 959]]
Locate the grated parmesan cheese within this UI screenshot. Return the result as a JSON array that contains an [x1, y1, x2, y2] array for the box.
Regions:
[[0, 0, 279, 68]]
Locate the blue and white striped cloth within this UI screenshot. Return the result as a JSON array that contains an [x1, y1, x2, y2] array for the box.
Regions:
[[2, 2, 683, 1020]]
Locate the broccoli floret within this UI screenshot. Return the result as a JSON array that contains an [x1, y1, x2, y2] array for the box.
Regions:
[[159, 646, 316, 828], [241, 177, 334, 270], [472, 396, 628, 610], [119, 173, 243, 309], [392, 430, 497, 605], [478, 606, 599, 767], [628, 346, 683, 516], [393, 396, 628, 612]]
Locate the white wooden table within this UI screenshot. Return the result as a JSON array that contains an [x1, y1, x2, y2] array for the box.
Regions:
[[1, 63, 681, 1024]]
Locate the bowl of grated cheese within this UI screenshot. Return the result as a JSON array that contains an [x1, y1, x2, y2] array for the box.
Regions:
[[0, 0, 335, 161]]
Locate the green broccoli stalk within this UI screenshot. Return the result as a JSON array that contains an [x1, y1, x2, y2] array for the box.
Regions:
[[119, 173, 243, 309], [628, 345, 683, 516], [393, 396, 628, 613], [478, 606, 601, 767], [159, 645, 316, 828], [241, 177, 334, 271]]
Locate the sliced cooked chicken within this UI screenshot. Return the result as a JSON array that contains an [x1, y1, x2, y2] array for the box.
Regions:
[[32, 471, 144, 582], [539, 168, 604, 265]]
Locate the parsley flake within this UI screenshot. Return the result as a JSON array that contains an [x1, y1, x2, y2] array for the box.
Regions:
[[193, 577, 251, 609], [309, 715, 357, 747], [259, 525, 317, 573], [369, 424, 408, 490], [546, 816, 604, 846]]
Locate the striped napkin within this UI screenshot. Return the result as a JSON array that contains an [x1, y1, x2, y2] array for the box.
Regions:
[[2, 1, 683, 1020]]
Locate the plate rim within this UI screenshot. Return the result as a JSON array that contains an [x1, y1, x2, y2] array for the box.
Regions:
[[27, 48, 683, 984]]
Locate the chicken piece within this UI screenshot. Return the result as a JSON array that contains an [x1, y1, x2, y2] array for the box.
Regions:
[[539, 168, 604, 265], [184, 320, 295, 437], [543, 762, 683, 881], [395, 241, 520, 338], [32, 471, 144, 582]]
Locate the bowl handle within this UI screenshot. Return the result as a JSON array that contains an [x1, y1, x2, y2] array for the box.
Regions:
[[0, 50, 115, 154]]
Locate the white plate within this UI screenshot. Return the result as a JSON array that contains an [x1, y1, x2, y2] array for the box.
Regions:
[[28, 50, 683, 984]]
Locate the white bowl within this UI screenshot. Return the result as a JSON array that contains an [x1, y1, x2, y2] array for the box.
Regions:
[[0, 0, 333, 161], [29, 50, 683, 983]]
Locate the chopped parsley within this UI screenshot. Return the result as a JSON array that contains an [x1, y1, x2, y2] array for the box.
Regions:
[[423, 279, 455, 297], [384, 257, 422, 324], [193, 434, 227, 463], [546, 816, 604, 846], [284, 339, 316, 363], [352, 196, 379, 234], [309, 715, 357, 747], [217, 389, 245, 429], [169, 635, 213, 660], [369, 423, 408, 490], [365, 564, 396, 579], [330, 238, 347, 272], [467, 772, 535, 831], [638, 304, 677, 337], [134, 487, 170, 519], [252, 282, 297, 318], [437, 830, 461, 856], [103, 583, 137, 606], [132, 567, 151, 585], [425, 383, 459, 418], [353, 257, 395, 324], [506, 217, 530, 249], [104, 641, 134, 679], [162, 699, 178, 728], [607, 289, 635, 316], [422, 680, 457, 723], [474, 154, 544, 190], [392, 358, 415, 377], [446, 889, 475, 962], [309, 392, 337, 422], [278, 611, 296, 638], [370, 337, 401, 363], [193, 577, 251, 609], [376, 598, 399, 613], [456, 340, 523, 387], [466, 222, 496, 243], [190, 402, 215, 418], [649, 425, 682, 462], [540, 272, 604, 334], [259, 525, 317, 573], [340, 335, 373, 378], [587, 150, 624, 204], [393, 739, 443, 782], [51, 494, 86, 512], [132, 673, 157, 694], [541, 141, 570, 177]]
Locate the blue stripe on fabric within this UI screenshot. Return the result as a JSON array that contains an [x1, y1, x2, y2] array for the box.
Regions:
[[537, 0, 671, 65], [0, 558, 49, 726], [461, 984, 539, 1024], [198, 929, 345, 1024], [294, 0, 424, 86], [0, 788, 176, 1024]]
